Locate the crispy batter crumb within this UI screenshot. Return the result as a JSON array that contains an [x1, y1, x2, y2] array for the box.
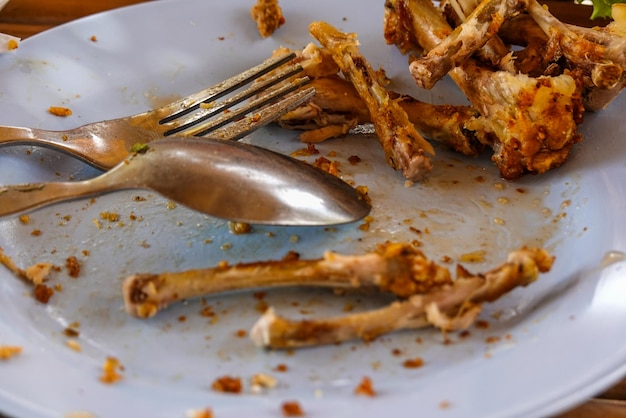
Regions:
[[281, 401, 304, 417], [274, 363, 288, 372], [234, 329, 247, 338], [312, 156, 340, 176], [250, 0, 285, 38], [7, 38, 18, 50], [48, 106, 72, 117], [30, 229, 42, 236], [228, 221, 252, 235], [25, 262, 55, 285], [90, 35, 97, 42], [354, 376, 376, 397], [402, 357, 425, 368], [100, 356, 124, 384], [64, 327, 80, 337], [65, 411, 98, 418], [291, 143, 319, 157], [99, 211, 119, 222], [348, 155, 362, 165], [0, 345, 22, 360], [65, 256, 81, 278], [439, 400, 452, 409], [18, 214, 30, 224], [460, 250, 486, 263], [250, 373, 278, 393], [211, 375, 242, 393], [66, 339, 82, 352], [186, 408, 214, 418], [34, 284, 54, 304], [359, 215, 374, 232], [475, 320, 490, 329]]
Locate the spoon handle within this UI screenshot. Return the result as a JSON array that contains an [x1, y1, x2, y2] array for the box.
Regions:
[[0, 179, 121, 217]]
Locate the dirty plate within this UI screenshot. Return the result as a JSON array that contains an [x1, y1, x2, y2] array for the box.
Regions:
[[0, 0, 625, 417]]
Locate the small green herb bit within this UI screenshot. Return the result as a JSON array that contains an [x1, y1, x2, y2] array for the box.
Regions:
[[130, 143, 150, 154]]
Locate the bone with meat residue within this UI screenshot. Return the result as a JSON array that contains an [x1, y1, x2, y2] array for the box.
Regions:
[[410, 0, 529, 89], [122, 242, 453, 318], [122, 243, 553, 349], [250, 247, 553, 349], [308, 21, 435, 182]]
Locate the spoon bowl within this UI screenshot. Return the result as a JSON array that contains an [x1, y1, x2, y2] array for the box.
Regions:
[[0, 138, 371, 226]]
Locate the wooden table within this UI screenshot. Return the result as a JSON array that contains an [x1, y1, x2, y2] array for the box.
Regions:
[[0, 0, 624, 417]]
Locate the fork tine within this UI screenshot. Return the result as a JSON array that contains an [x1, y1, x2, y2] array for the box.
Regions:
[[163, 63, 305, 136], [203, 86, 316, 141], [169, 76, 311, 138], [158, 52, 298, 125]]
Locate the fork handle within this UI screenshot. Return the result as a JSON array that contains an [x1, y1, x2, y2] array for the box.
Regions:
[[0, 125, 125, 170], [0, 179, 120, 217]]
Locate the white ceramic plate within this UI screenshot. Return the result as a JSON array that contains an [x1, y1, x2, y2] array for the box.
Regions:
[[1, 1, 625, 417]]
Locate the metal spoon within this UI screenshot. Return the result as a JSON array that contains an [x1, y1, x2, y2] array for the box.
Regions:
[[0, 138, 370, 226]]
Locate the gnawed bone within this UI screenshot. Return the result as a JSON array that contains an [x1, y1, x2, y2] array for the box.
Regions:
[[250, 247, 553, 349], [308, 21, 435, 182], [122, 243, 553, 349], [410, 0, 530, 89], [123, 242, 453, 318]]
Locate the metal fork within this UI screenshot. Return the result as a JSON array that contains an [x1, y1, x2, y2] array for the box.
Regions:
[[0, 52, 314, 170]]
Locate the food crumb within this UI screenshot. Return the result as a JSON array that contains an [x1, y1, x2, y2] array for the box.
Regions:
[[354, 376, 376, 397], [65, 256, 81, 278], [99, 356, 124, 384], [0, 345, 22, 360], [402, 357, 425, 368], [18, 214, 30, 224], [459, 250, 486, 263], [281, 401, 304, 417], [211, 375, 242, 393], [99, 211, 120, 222], [475, 320, 490, 329], [274, 363, 288, 372], [250, 373, 277, 393], [25, 262, 55, 285], [66, 339, 82, 352], [90, 35, 97, 42], [65, 411, 98, 418], [348, 155, 361, 165], [185, 408, 214, 418], [7, 38, 19, 50], [34, 284, 54, 304], [48, 106, 73, 117], [250, 0, 285, 38], [228, 221, 252, 235], [485, 336, 501, 344]]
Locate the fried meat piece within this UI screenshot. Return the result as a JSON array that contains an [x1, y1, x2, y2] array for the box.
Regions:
[[279, 74, 483, 156], [308, 21, 435, 181], [385, 0, 584, 179]]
